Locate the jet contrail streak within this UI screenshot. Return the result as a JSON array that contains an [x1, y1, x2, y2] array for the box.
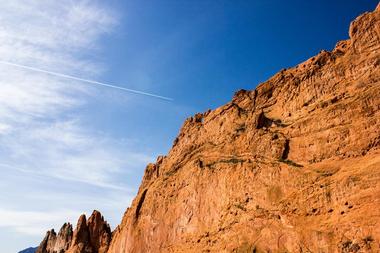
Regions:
[[0, 60, 173, 101]]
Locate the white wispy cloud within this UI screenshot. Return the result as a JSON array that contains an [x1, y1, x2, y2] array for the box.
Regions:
[[0, 120, 151, 190], [0, 0, 150, 246], [0, 208, 82, 236], [0, 0, 127, 187]]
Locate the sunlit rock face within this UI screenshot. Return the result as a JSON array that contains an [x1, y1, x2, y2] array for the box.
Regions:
[[108, 4, 380, 253], [37, 3, 380, 253]]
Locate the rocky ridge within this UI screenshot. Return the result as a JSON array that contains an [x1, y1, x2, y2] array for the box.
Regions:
[[37, 3, 380, 253], [36, 211, 111, 253]]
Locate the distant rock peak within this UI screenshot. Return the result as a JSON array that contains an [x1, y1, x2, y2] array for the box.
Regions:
[[36, 210, 111, 253]]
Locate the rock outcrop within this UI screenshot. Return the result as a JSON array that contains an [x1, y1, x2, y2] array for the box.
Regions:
[[36, 211, 111, 253], [36, 3, 380, 253], [36, 223, 73, 253], [107, 4, 380, 253], [86, 211, 112, 253]]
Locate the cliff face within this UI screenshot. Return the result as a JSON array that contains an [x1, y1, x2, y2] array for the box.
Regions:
[[107, 4, 380, 253], [36, 211, 111, 253], [36, 4, 380, 253]]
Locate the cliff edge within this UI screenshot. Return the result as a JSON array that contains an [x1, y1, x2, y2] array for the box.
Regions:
[[37, 3, 380, 253], [108, 4, 380, 252]]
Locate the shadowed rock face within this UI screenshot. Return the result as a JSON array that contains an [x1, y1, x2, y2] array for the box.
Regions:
[[36, 211, 111, 253], [107, 4, 380, 253], [36, 3, 380, 253]]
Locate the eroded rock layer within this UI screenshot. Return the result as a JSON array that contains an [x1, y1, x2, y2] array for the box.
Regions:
[[107, 4, 380, 253]]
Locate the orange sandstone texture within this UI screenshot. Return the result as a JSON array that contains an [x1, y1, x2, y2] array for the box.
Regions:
[[38, 3, 380, 253], [108, 4, 380, 253]]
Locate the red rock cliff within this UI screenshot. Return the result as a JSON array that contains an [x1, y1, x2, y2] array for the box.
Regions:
[[36, 3, 380, 253], [107, 4, 380, 253]]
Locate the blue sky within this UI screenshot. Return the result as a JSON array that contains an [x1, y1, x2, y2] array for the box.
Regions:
[[0, 1, 378, 252]]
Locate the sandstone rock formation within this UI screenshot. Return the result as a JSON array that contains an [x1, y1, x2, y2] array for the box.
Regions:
[[107, 4, 380, 253], [86, 211, 113, 253], [36, 223, 73, 253], [37, 3, 380, 253], [36, 211, 111, 253]]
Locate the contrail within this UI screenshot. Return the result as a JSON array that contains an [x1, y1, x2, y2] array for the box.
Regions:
[[0, 60, 173, 101]]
